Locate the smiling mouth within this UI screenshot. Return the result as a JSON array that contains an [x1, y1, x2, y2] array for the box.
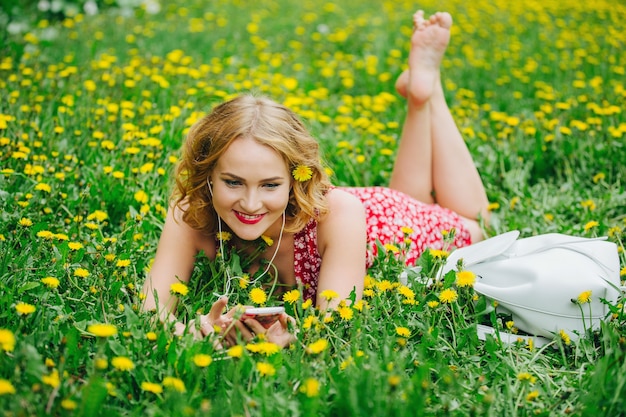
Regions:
[[234, 210, 265, 225]]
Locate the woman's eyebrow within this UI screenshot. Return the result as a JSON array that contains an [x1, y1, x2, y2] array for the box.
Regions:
[[220, 172, 286, 182]]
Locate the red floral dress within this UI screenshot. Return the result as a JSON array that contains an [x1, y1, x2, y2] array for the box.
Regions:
[[293, 186, 471, 301]]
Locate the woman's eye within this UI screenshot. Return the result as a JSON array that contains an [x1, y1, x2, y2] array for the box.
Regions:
[[224, 180, 241, 187], [263, 183, 280, 189]]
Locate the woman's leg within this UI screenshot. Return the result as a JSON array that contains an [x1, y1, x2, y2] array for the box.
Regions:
[[390, 11, 489, 241]]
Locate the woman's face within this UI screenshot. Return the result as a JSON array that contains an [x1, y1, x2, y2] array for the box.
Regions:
[[210, 137, 291, 241]]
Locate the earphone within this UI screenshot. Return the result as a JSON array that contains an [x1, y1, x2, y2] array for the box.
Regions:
[[206, 175, 285, 299]]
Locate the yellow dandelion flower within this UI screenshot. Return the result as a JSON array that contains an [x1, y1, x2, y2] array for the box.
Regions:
[[261, 235, 273, 246], [42, 369, 60, 388], [383, 243, 400, 254], [429, 249, 449, 259], [19, 218, 33, 227], [456, 270, 476, 288], [216, 231, 231, 241], [559, 330, 571, 345], [282, 289, 300, 304], [193, 354, 212, 367], [249, 287, 267, 305], [116, 259, 131, 268], [87, 323, 117, 338], [246, 342, 281, 356], [427, 301, 440, 308], [338, 306, 354, 321], [162, 377, 186, 393], [526, 390, 539, 401], [438, 288, 458, 304], [320, 289, 339, 301], [146, 332, 157, 341], [35, 183, 51, 193], [73, 268, 89, 278], [0, 329, 16, 352], [256, 361, 276, 377], [140, 381, 163, 394], [517, 372, 537, 384], [95, 357, 108, 370], [302, 299, 313, 309], [583, 221, 599, 232], [0, 379, 16, 395], [302, 315, 318, 330], [292, 165, 313, 182], [170, 282, 189, 296], [111, 356, 135, 371], [239, 274, 250, 289], [15, 302, 36, 315], [227, 345, 244, 358], [41, 277, 60, 289], [396, 327, 410, 338], [388, 375, 401, 387], [306, 339, 328, 355], [398, 285, 415, 299], [300, 378, 320, 397], [401, 226, 414, 235], [577, 290, 592, 304]]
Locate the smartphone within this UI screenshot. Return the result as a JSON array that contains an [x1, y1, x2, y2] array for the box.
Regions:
[[243, 306, 285, 329]]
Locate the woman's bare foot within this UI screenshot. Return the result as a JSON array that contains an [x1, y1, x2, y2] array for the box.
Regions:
[[406, 11, 452, 106]]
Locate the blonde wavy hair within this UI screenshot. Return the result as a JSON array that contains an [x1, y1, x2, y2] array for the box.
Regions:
[[173, 94, 331, 235]]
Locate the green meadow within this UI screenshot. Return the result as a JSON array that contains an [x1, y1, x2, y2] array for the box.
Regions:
[[1, 0, 625, 415]]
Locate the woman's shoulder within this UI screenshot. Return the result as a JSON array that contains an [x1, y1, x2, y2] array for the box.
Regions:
[[165, 201, 216, 257]]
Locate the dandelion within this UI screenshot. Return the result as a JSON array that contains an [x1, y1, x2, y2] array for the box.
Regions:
[[306, 339, 328, 355], [320, 289, 339, 301], [576, 290, 592, 304], [193, 354, 212, 367], [73, 268, 89, 278], [162, 377, 186, 393], [15, 302, 36, 315], [456, 270, 476, 288], [141, 382, 163, 394], [300, 378, 320, 397], [68, 242, 83, 251], [249, 288, 267, 305], [116, 259, 131, 268], [292, 165, 313, 182], [396, 327, 410, 338], [261, 235, 273, 246], [583, 221, 599, 232], [0, 329, 15, 352], [41, 277, 60, 289], [246, 342, 280, 356], [42, 369, 60, 388], [111, 356, 135, 371], [95, 358, 108, 370], [427, 301, 440, 308], [302, 316, 318, 330], [170, 282, 189, 296], [282, 289, 300, 304], [19, 218, 33, 227], [559, 330, 571, 345], [215, 231, 231, 241], [517, 372, 537, 384], [398, 285, 415, 299], [239, 274, 250, 289], [384, 243, 400, 254], [438, 288, 458, 304], [61, 399, 77, 410], [401, 226, 414, 235], [227, 345, 244, 358], [388, 375, 401, 387], [35, 183, 51, 192], [0, 379, 16, 395], [146, 332, 157, 341], [338, 306, 354, 321], [302, 299, 313, 310], [526, 390, 539, 401], [256, 362, 276, 377], [87, 323, 117, 338], [429, 249, 449, 259]]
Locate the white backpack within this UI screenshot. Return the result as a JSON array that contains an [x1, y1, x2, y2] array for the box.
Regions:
[[442, 231, 622, 342]]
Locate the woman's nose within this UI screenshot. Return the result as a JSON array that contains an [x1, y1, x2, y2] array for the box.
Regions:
[[240, 189, 263, 212]]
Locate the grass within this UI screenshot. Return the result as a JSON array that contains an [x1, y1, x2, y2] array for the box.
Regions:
[[0, 0, 625, 415]]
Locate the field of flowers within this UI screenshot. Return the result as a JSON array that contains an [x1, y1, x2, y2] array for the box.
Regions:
[[1, 0, 625, 415]]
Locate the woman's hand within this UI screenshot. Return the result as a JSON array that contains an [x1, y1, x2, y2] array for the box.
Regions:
[[243, 313, 297, 348]]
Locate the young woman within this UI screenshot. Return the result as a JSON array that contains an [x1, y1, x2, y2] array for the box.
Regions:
[[141, 11, 490, 347]]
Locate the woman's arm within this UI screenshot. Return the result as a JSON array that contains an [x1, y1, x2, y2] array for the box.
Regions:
[[141, 203, 213, 327], [316, 189, 367, 309]]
